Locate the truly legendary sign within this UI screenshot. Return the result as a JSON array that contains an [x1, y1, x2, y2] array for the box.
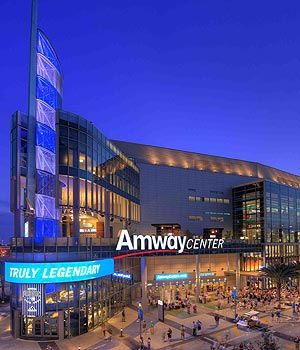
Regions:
[[116, 230, 224, 254], [5, 258, 114, 284]]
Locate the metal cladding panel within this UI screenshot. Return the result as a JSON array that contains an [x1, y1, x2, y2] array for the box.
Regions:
[[36, 194, 56, 219], [36, 122, 56, 152], [35, 218, 58, 240], [36, 99, 56, 130], [37, 30, 62, 75], [37, 53, 62, 95], [36, 146, 55, 175], [36, 76, 61, 109], [36, 170, 56, 197]]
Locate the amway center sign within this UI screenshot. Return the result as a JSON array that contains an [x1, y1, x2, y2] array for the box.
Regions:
[[116, 230, 224, 254]]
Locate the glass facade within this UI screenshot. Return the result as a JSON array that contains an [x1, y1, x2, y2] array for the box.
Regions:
[[10, 111, 140, 239], [58, 111, 140, 225], [233, 180, 300, 244], [233, 180, 300, 267], [10, 270, 136, 338], [233, 181, 264, 242]]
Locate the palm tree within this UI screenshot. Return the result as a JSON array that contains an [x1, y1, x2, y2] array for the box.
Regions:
[[261, 262, 299, 309]]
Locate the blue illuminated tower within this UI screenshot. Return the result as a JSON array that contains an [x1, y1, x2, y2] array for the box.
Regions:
[[26, 0, 63, 241]]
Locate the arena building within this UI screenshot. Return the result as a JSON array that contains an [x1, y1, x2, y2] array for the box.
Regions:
[[6, 0, 300, 341]]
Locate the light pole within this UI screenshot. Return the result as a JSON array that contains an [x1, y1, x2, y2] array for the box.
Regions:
[[232, 286, 238, 318], [137, 302, 143, 341]]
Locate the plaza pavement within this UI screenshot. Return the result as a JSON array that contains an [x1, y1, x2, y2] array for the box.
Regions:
[[0, 300, 300, 350]]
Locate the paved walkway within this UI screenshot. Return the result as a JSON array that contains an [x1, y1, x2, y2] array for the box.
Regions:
[[0, 299, 300, 350]]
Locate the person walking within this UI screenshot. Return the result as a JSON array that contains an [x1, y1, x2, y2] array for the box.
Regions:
[[167, 327, 172, 342], [214, 314, 220, 327], [140, 336, 144, 350], [149, 321, 154, 335], [147, 337, 151, 350], [192, 321, 197, 336], [197, 319, 202, 333], [102, 323, 107, 337], [180, 324, 185, 339], [143, 320, 147, 333], [294, 336, 300, 350], [122, 308, 126, 322]]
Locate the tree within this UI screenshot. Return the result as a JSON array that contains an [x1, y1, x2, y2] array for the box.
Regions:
[[261, 262, 299, 309]]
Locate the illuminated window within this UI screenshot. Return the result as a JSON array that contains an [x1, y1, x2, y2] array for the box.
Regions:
[[188, 215, 203, 221], [79, 152, 86, 170], [80, 179, 86, 207]]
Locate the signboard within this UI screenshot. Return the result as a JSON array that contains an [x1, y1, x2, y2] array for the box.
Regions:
[[22, 284, 44, 317], [155, 272, 188, 281], [200, 272, 216, 277], [116, 229, 224, 254], [80, 228, 96, 233], [113, 272, 132, 280], [158, 299, 164, 322], [5, 258, 114, 284]]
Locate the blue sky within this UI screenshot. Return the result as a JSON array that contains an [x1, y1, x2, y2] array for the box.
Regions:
[[1, 0, 300, 241]]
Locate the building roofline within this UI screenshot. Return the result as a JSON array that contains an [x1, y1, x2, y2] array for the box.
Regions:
[[112, 139, 300, 178]]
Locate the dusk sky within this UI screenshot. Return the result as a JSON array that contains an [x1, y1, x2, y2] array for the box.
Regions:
[[1, 0, 300, 241]]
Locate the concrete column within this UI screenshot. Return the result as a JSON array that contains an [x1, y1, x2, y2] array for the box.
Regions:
[[195, 255, 200, 303], [73, 178, 80, 237], [58, 310, 64, 340], [262, 246, 267, 289], [235, 253, 241, 290], [104, 190, 110, 238], [141, 256, 148, 311]]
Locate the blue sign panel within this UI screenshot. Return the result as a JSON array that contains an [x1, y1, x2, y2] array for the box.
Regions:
[[113, 272, 132, 280], [5, 259, 114, 284], [155, 272, 188, 281]]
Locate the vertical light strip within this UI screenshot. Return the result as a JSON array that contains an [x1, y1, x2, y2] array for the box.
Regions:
[[34, 30, 63, 242]]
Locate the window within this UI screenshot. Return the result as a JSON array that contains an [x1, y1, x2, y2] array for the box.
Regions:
[[79, 152, 86, 170], [80, 179, 86, 207], [188, 196, 230, 204], [210, 216, 224, 222], [189, 215, 203, 221]]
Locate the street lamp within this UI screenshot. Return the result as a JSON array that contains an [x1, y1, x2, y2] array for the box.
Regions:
[[137, 302, 144, 340]]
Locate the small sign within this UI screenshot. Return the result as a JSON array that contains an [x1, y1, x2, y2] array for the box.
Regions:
[[113, 272, 132, 280], [22, 284, 44, 317], [155, 272, 188, 281]]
